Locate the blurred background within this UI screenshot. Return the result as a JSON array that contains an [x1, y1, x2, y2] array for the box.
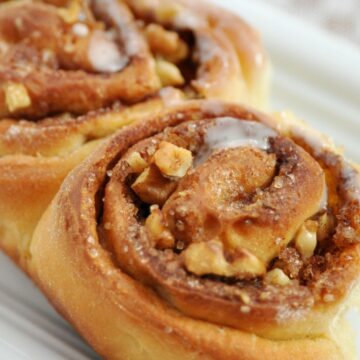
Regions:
[[259, 0, 360, 46]]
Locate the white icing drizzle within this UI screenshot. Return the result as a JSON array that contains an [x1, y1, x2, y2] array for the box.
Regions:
[[88, 30, 127, 73], [279, 113, 333, 157], [195, 117, 276, 165], [95, 0, 143, 57]]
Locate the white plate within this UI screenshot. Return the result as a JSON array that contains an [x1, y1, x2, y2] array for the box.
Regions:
[[1, 0, 360, 358]]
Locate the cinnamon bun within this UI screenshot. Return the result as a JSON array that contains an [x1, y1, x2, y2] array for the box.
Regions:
[[29, 100, 360, 359]]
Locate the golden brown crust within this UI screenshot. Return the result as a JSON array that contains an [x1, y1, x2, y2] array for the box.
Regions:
[[0, 140, 100, 268], [30, 204, 349, 360], [28, 100, 360, 359]]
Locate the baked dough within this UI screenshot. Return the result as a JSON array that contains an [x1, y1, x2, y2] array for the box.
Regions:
[[29, 100, 360, 359]]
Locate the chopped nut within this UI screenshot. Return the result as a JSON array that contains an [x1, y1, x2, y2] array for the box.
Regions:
[[183, 241, 230, 277], [224, 227, 269, 275], [145, 208, 175, 249], [265, 268, 291, 286], [231, 251, 266, 278], [127, 151, 147, 173], [145, 24, 188, 63], [131, 164, 177, 205], [153, 141, 192, 178], [295, 220, 318, 258], [4, 82, 31, 113], [224, 227, 248, 250], [183, 241, 265, 279], [155, 59, 185, 87]]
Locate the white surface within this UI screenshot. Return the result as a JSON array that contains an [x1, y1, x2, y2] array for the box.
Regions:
[[1, 0, 360, 358], [258, 0, 360, 45], [0, 254, 100, 360]]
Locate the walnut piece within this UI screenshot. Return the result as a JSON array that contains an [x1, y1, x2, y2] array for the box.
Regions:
[[155, 59, 185, 87], [131, 164, 176, 205], [183, 241, 231, 277], [145, 24, 188, 63], [127, 151, 147, 173], [153, 141, 192, 178], [146, 207, 175, 249], [265, 268, 291, 286], [295, 220, 318, 258], [230, 250, 266, 278], [183, 241, 265, 278], [4, 82, 31, 113]]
